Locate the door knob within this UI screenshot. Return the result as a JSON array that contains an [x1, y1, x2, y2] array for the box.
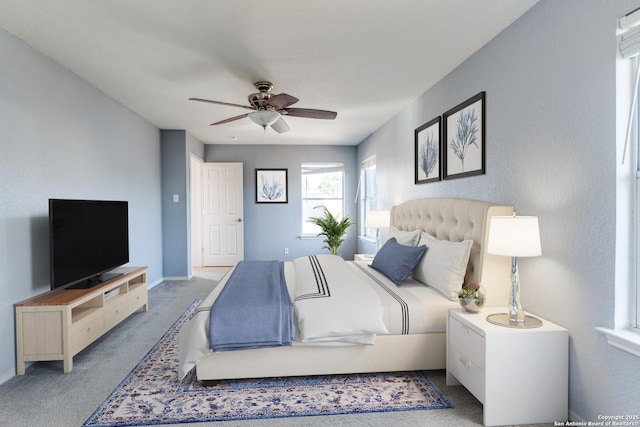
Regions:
[[235, 218, 242, 223]]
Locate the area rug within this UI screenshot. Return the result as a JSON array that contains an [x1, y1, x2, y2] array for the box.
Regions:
[[83, 300, 452, 426]]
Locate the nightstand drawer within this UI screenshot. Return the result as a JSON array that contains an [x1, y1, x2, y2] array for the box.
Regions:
[[448, 345, 485, 403], [449, 316, 485, 368]]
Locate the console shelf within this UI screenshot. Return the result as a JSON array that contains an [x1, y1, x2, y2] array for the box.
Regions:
[[14, 266, 148, 374]]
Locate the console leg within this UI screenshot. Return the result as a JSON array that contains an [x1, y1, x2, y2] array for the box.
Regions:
[[63, 357, 73, 373]]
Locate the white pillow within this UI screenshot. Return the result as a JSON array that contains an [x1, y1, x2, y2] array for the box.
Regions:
[[413, 232, 473, 300], [383, 227, 421, 247]]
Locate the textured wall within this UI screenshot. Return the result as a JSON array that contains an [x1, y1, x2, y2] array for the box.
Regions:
[[160, 130, 205, 278], [205, 144, 358, 261], [0, 30, 163, 382], [357, 0, 639, 420]]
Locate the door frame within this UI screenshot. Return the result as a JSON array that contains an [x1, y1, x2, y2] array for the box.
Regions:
[[190, 154, 203, 268]]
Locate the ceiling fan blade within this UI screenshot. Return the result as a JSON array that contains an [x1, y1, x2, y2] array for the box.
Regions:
[[270, 117, 290, 134], [265, 93, 299, 110], [210, 114, 248, 126], [284, 108, 337, 120], [189, 97, 255, 111]]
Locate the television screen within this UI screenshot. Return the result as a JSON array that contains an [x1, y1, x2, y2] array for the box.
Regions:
[[49, 199, 129, 290]]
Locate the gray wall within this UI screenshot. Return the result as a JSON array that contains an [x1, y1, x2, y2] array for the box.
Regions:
[[2, 0, 637, 419], [205, 144, 358, 261], [160, 130, 204, 278], [357, 0, 638, 420], [0, 30, 163, 382]]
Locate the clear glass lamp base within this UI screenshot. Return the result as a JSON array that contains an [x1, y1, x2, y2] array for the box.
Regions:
[[491, 258, 543, 328], [486, 313, 543, 328]]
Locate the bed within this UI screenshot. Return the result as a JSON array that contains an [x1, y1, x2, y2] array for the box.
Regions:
[[179, 197, 513, 381]]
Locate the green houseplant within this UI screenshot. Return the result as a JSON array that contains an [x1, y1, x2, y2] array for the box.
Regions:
[[308, 206, 356, 256]]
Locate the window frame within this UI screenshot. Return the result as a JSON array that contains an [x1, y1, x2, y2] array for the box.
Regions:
[[358, 155, 377, 243], [622, 34, 640, 333], [597, 15, 640, 357], [300, 162, 346, 237]]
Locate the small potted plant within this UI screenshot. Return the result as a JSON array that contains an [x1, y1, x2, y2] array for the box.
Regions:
[[458, 283, 486, 313], [308, 206, 356, 256]]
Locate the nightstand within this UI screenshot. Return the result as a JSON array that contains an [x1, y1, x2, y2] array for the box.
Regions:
[[354, 253, 375, 262], [446, 307, 568, 426]]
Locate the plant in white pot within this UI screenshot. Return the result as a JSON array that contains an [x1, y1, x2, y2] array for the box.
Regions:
[[308, 206, 356, 256]]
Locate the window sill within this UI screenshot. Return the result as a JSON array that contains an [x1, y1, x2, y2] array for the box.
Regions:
[[298, 234, 322, 240], [358, 236, 376, 244], [595, 326, 640, 358]]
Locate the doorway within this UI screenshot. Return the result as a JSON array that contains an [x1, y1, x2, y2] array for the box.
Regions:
[[191, 161, 244, 267]]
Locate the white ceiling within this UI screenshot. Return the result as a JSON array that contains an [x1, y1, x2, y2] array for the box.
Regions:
[[0, 0, 537, 145]]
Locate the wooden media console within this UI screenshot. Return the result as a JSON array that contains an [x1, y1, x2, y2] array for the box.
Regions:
[[14, 266, 148, 374]]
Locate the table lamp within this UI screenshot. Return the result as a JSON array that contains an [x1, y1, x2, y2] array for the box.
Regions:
[[486, 215, 543, 328], [365, 210, 390, 251]]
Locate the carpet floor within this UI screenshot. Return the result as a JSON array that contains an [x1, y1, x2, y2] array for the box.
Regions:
[[83, 300, 451, 426], [0, 275, 551, 426]]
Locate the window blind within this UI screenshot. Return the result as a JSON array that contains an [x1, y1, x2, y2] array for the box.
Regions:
[[619, 8, 640, 163], [620, 25, 640, 59]]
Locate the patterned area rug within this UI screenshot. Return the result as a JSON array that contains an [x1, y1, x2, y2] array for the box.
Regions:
[[83, 300, 452, 426]]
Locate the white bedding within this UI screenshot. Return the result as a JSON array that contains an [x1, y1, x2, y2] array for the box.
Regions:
[[349, 261, 459, 334], [293, 255, 388, 344], [178, 255, 457, 379]]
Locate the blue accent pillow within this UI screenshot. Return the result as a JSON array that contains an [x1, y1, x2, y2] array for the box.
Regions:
[[370, 237, 427, 285]]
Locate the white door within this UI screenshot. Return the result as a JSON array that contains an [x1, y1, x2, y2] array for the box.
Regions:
[[202, 162, 244, 266]]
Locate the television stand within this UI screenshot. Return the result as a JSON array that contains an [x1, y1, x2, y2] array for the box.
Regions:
[[14, 267, 147, 374], [67, 272, 124, 289]]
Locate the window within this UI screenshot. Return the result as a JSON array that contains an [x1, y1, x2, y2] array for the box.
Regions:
[[619, 10, 640, 331], [358, 156, 377, 241], [301, 163, 345, 235], [598, 10, 640, 357]]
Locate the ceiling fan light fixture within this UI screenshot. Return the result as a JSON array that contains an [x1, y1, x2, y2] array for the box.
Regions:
[[248, 110, 280, 128]]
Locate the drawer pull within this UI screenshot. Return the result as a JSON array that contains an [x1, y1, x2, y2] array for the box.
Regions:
[[459, 356, 470, 368]]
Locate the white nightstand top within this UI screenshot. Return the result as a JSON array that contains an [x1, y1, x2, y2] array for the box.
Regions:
[[450, 306, 567, 335], [354, 253, 375, 262]]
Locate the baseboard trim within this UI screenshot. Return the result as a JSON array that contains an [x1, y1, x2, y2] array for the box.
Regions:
[[569, 409, 584, 422], [147, 278, 164, 290], [161, 276, 190, 281], [0, 368, 16, 386]]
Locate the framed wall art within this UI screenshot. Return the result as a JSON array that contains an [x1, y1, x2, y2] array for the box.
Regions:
[[415, 116, 442, 184], [255, 168, 288, 203], [443, 91, 486, 180]]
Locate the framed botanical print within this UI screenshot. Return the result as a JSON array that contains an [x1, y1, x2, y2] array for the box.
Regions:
[[443, 91, 486, 180], [415, 116, 442, 184], [255, 168, 288, 203]]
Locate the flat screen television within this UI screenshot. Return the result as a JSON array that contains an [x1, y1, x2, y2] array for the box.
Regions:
[[49, 199, 129, 290]]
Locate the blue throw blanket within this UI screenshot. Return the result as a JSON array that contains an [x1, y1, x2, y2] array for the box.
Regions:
[[209, 260, 294, 351]]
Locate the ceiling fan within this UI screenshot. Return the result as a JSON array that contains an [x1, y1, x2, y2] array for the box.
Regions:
[[189, 81, 337, 133]]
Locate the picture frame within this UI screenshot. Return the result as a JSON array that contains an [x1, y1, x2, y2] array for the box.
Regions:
[[415, 116, 442, 184], [443, 91, 486, 180], [255, 168, 288, 203]]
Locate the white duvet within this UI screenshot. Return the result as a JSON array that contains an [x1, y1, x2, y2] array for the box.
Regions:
[[293, 254, 388, 344], [178, 254, 456, 379]]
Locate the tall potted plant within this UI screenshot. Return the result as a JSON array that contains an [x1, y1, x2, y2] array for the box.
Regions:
[[308, 206, 356, 256]]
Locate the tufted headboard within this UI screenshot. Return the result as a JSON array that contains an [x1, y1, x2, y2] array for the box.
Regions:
[[390, 198, 513, 306]]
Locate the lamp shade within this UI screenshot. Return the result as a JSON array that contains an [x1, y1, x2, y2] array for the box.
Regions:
[[487, 216, 541, 257], [365, 210, 390, 228], [248, 110, 280, 127]]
